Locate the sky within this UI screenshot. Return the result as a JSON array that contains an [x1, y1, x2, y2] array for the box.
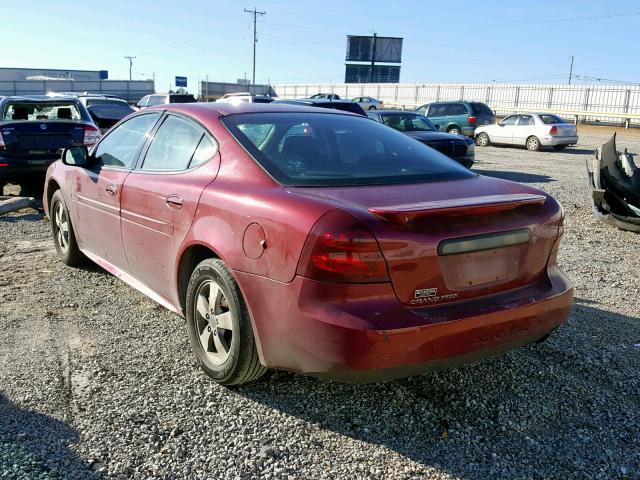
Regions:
[[3, 0, 640, 92]]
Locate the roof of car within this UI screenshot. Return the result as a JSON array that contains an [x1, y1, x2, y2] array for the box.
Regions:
[[1, 95, 80, 103], [146, 101, 357, 117], [371, 110, 421, 115]]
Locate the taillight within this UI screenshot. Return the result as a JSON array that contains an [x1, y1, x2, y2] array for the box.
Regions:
[[467, 116, 477, 125], [296, 210, 390, 283], [549, 125, 558, 135], [83, 124, 101, 146]]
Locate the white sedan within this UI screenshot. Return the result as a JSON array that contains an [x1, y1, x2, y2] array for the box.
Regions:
[[475, 113, 578, 151]]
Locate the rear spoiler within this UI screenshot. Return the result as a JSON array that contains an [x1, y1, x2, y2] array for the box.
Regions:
[[369, 193, 546, 224]]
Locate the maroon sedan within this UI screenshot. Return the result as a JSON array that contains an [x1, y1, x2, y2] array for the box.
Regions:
[[43, 103, 573, 385]]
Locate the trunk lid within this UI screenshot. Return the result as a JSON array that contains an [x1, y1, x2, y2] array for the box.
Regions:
[[289, 175, 562, 307], [0, 121, 85, 157], [553, 123, 577, 137]]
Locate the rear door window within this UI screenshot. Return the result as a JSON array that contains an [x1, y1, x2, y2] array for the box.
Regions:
[[141, 115, 206, 171], [426, 104, 447, 117], [444, 103, 468, 116], [94, 113, 160, 168], [501, 115, 520, 126], [518, 115, 534, 126]]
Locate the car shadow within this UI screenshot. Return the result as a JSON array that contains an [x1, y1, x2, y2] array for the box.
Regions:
[[559, 148, 594, 155], [474, 169, 554, 184], [0, 211, 44, 223], [0, 393, 101, 478], [236, 301, 640, 479]]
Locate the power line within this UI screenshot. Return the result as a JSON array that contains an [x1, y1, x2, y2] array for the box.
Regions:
[[124, 56, 136, 81], [244, 7, 266, 85]]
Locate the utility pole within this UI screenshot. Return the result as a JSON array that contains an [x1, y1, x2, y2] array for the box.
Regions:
[[244, 7, 266, 85], [124, 56, 136, 81], [568, 54, 574, 85]]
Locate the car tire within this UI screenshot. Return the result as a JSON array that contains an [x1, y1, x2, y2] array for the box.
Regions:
[[553, 145, 566, 151], [368, 106, 377, 110], [186, 258, 266, 386], [50, 190, 85, 266], [476, 132, 490, 147], [448, 126, 462, 135], [526, 136, 541, 151]]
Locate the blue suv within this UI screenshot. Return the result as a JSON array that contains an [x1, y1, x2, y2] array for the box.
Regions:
[[416, 101, 495, 136]]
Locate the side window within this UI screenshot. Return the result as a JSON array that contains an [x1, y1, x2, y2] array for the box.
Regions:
[[190, 136, 217, 168], [518, 115, 534, 126], [94, 113, 160, 168], [136, 96, 148, 108], [501, 115, 520, 126], [446, 103, 468, 116], [142, 115, 207, 171], [427, 105, 446, 117]]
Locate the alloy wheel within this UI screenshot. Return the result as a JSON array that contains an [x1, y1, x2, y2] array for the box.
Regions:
[[54, 202, 69, 252], [194, 279, 234, 366]]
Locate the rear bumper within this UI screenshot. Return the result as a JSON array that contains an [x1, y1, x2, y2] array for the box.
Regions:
[[541, 135, 578, 146], [235, 266, 573, 382], [0, 154, 57, 183]]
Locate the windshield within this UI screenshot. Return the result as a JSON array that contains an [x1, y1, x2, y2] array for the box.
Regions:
[[3, 102, 82, 121], [223, 112, 474, 187], [381, 114, 436, 132], [87, 102, 134, 120]]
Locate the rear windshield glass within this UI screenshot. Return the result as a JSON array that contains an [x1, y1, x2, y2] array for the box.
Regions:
[[470, 103, 494, 116], [2, 102, 81, 121], [380, 114, 436, 132], [222, 112, 474, 187], [539, 114, 567, 124], [87, 102, 134, 120], [169, 95, 197, 103]]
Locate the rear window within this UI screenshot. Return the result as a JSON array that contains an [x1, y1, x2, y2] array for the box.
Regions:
[[470, 103, 494, 117], [2, 102, 82, 121], [222, 112, 474, 187], [169, 95, 197, 103], [539, 114, 567, 124], [86, 101, 134, 120]]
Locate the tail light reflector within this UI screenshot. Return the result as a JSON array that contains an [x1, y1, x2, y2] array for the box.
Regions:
[[297, 210, 390, 283], [467, 116, 477, 125], [83, 124, 101, 146], [549, 125, 558, 135]]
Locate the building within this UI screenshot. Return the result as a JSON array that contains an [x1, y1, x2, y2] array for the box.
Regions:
[[0, 67, 108, 82]]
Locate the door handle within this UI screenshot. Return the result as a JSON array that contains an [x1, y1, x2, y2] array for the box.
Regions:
[[105, 184, 117, 196], [166, 194, 183, 209]]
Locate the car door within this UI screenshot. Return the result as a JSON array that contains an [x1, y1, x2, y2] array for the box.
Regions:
[[120, 113, 220, 297], [492, 114, 520, 144], [513, 114, 534, 145], [426, 104, 446, 130], [71, 112, 161, 269]]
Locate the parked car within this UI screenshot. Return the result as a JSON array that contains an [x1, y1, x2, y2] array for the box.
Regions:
[[51, 94, 134, 133], [0, 95, 100, 193], [136, 93, 197, 109], [44, 102, 573, 385], [273, 98, 366, 116], [309, 93, 341, 100], [216, 93, 274, 104], [368, 110, 474, 168], [475, 113, 578, 151], [352, 96, 384, 111], [416, 101, 495, 136]]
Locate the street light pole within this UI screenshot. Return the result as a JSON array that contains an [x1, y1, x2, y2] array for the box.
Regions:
[[568, 54, 574, 85], [244, 7, 266, 85], [124, 56, 136, 81]]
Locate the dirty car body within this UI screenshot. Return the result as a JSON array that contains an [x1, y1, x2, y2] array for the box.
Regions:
[[43, 103, 573, 383]]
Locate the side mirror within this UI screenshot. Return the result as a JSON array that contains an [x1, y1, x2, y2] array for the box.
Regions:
[[62, 146, 89, 167]]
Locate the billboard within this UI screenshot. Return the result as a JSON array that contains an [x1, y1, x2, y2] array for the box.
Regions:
[[175, 76, 187, 87], [345, 64, 401, 83], [346, 36, 403, 63]]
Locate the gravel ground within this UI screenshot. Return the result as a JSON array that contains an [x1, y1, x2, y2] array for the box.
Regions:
[[1, 126, 639, 480]]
